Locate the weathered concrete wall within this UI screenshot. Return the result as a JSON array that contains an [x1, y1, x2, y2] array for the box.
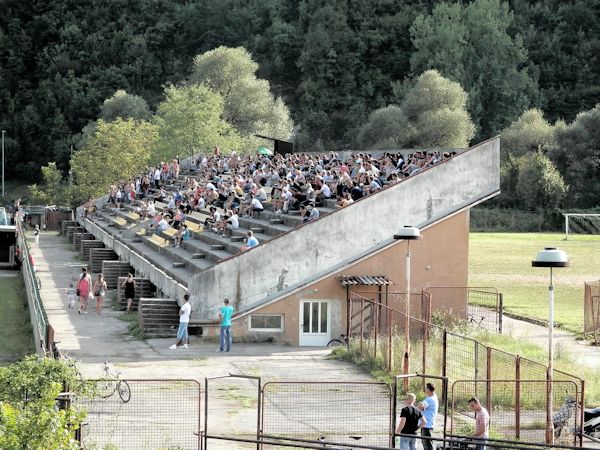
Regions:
[[188, 137, 500, 319]]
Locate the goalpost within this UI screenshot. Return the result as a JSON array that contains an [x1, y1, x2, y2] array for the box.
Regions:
[[564, 213, 600, 240]]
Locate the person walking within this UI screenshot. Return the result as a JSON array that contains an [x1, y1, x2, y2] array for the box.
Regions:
[[468, 397, 490, 450], [218, 298, 234, 352], [34, 224, 40, 247], [121, 273, 136, 313], [169, 294, 191, 349], [417, 383, 439, 450], [396, 393, 426, 450], [76, 267, 92, 314], [93, 273, 108, 316]]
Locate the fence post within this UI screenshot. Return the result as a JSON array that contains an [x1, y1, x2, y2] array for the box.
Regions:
[[360, 299, 364, 353], [515, 356, 521, 441], [374, 300, 379, 362], [442, 330, 447, 378], [387, 308, 392, 371], [498, 293, 503, 334], [485, 347, 492, 414]]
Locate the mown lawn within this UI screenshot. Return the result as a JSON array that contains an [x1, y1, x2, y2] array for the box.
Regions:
[[469, 232, 600, 335], [0, 275, 35, 365]]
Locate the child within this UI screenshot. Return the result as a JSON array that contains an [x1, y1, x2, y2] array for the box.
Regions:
[[66, 283, 76, 309]]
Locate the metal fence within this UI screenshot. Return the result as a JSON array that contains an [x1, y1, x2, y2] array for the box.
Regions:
[[450, 379, 580, 446], [346, 292, 586, 443], [584, 281, 600, 345], [425, 286, 503, 333], [77, 379, 202, 450], [15, 212, 52, 356], [261, 381, 393, 448]]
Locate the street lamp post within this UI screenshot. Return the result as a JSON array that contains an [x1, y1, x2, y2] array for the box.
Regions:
[[394, 226, 422, 385], [532, 247, 569, 445], [2, 130, 5, 199]]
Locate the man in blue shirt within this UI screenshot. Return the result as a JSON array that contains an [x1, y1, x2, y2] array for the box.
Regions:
[[418, 383, 439, 450], [218, 298, 234, 352]]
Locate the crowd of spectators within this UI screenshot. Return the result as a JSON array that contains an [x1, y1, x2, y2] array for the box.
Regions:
[[101, 149, 455, 249]]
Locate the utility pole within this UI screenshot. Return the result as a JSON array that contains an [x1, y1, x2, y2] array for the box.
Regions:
[[2, 130, 5, 199]]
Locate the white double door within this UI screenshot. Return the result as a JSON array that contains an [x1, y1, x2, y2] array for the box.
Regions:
[[299, 300, 330, 346]]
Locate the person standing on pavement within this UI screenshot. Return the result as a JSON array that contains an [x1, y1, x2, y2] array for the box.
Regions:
[[170, 294, 191, 349], [218, 298, 234, 352], [417, 383, 439, 450], [468, 397, 490, 450], [396, 393, 426, 450], [76, 267, 92, 314]]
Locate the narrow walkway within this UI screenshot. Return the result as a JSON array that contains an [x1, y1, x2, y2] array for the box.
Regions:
[[31, 231, 348, 379], [502, 315, 600, 369]]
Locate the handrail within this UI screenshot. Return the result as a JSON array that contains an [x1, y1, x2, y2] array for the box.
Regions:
[[15, 213, 50, 356]]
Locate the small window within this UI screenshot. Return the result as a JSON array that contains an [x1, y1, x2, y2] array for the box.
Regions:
[[249, 314, 283, 332]]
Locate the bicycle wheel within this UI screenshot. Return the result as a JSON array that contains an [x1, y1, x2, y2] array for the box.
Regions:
[[117, 380, 131, 403], [97, 380, 116, 399], [326, 339, 344, 347]]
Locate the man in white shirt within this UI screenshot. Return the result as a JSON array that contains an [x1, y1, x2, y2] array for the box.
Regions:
[[157, 215, 169, 232], [154, 167, 161, 189], [170, 294, 191, 349]]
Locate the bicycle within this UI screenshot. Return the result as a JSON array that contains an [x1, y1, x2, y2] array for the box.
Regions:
[[97, 360, 131, 403], [467, 313, 485, 329], [327, 334, 349, 347]]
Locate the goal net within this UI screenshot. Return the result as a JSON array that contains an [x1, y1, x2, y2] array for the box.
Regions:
[[564, 214, 600, 239]]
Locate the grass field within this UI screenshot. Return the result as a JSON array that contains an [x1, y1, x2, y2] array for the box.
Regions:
[[0, 274, 35, 364], [469, 233, 600, 335]]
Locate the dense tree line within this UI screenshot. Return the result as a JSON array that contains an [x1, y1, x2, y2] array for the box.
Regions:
[[1, 1, 599, 198]]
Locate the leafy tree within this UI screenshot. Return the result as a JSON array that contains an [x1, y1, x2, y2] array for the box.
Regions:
[[501, 109, 558, 159], [189, 46, 293, 147], [71, 118, 158, 200], [100, 90, 152, 122], [28, 162, 72, 206], [515, 151, 567, 210], [357, 106, 411, 150], [153, 84, 240, 162], [0, 356, 88, 449], [358, 70, 475, 149], [553, 104, 600, 207], [410, 0, 539, 140]]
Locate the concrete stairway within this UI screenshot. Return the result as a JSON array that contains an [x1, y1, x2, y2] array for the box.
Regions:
[[138, 298, 180, 338], [79, 137, 500, 327]]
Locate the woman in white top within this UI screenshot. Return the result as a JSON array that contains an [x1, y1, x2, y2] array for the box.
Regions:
[[93, 273, 108, 316]]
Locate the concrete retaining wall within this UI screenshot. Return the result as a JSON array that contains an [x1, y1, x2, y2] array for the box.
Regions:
[[187, 137, 500, 319]]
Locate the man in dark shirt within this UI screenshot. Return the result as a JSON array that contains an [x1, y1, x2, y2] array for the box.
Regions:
[[396, 393, 426, 450]]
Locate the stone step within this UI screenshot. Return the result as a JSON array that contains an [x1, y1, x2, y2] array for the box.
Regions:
[[192, 253, 206, 259]]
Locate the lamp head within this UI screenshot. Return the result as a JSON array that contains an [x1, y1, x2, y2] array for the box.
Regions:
[[393, 225, 422, 241], [531, 247, 570, 268]]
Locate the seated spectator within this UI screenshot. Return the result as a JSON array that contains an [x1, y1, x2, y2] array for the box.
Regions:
[[242, 194, 264, 217], [336, 192, 354, 208], [173, 224, 190, 248], [241, 230, 259, 251], [304, 204, 320, 223], [156, 214, 169, 232], [205, 206, 221, 229]]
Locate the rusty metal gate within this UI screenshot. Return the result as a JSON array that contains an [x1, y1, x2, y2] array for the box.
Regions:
[[261, 381, 393, 448], [78, 379, 202, 450], [450, 379, 580, 446], [426, 286, 503, 333]]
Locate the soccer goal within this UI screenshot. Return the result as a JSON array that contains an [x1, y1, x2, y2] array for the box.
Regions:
[[564, 213, 600, 240]]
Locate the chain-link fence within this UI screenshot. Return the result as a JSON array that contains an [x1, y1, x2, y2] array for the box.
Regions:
[[584, 281, 600, 345], [450, 379, 579, 446], [425, 286, 503, 333], [77, 379, 202, 450], [261, 381, 393, 448]]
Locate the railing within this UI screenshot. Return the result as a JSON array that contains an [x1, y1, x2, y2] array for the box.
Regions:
[[347, 292, 585, 445], [16, 213, 53, 357]]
